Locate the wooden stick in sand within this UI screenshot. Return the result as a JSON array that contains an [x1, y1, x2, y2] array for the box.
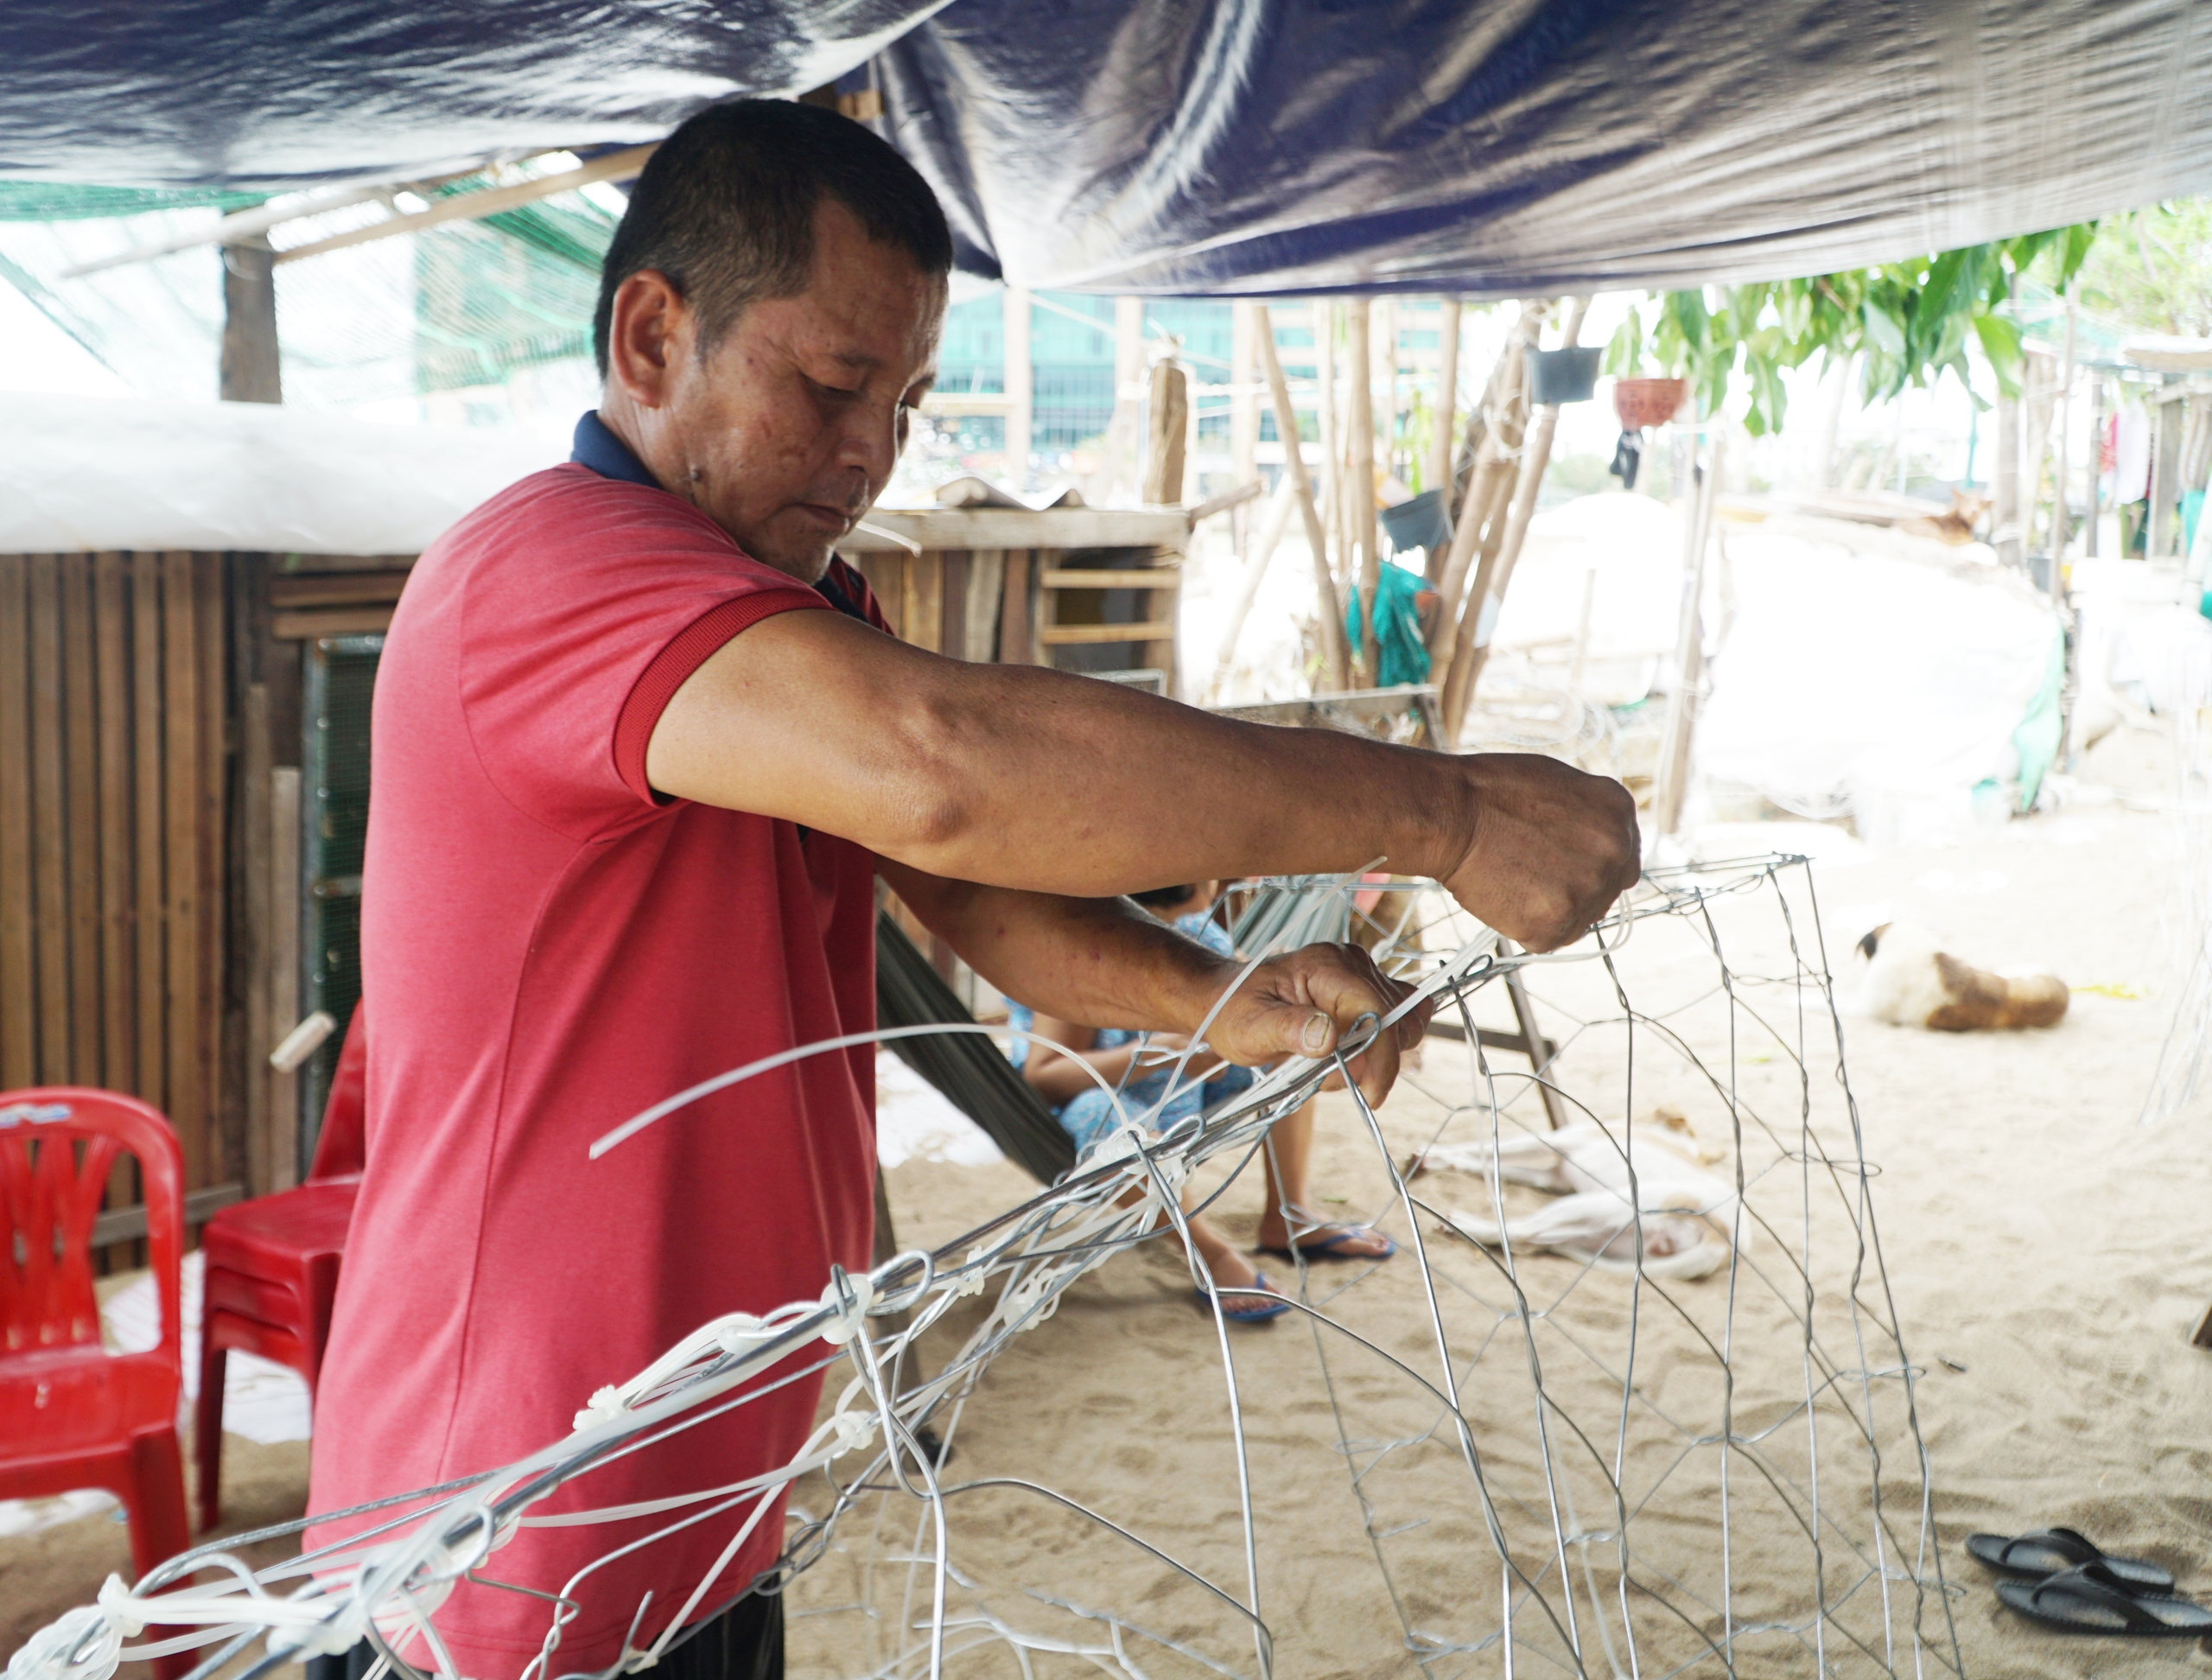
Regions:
[[1255, 304, 1354, 692]]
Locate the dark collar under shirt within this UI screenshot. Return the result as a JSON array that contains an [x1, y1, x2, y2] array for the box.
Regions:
[[569, 410, 873, 625]]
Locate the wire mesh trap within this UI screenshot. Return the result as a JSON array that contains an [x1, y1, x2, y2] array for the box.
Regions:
[[13, 856, 1958, 1680]]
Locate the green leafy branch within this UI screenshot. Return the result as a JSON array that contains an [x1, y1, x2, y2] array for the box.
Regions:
[[1604, 224, 2097, 436]]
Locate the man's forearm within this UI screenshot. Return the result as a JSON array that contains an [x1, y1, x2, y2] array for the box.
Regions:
[[653, 609, 1640, 952], [884, 862, 1232, 1032], [656, 611, 1475, 897]]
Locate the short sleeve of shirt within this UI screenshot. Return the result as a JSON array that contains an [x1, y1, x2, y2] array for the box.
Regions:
[[452, 465, 827, 837]]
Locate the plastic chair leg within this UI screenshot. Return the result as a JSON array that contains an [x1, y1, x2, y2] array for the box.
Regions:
[[126, 1427, 195, 1680], [194, 1340, 227, 1533]]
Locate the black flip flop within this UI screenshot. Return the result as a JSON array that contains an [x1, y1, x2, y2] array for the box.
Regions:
[[1967, 1527, 2175, 1594], [1995, 1562, 2212, 1639]]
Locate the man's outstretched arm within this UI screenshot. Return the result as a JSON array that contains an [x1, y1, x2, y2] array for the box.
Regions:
[[646, 608, 1640, 951], [879, 860, 1426, 1106]]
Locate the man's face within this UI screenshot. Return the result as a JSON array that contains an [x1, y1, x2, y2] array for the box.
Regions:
[[605, 199, 944, 580]]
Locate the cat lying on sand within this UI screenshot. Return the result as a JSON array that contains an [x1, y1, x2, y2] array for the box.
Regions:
[[1855, 921, 2067, 1030], [1416, 1115, 1737, 1281]]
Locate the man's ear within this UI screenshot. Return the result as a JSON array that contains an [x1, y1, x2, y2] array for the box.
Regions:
[[606, 270, 692, 410]]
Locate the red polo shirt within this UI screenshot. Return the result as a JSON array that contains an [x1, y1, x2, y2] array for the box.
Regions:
[[305, 449, 882, 1677]]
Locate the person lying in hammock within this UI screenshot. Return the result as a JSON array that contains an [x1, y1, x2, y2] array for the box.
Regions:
[[1006, 881, 1397, 1324]]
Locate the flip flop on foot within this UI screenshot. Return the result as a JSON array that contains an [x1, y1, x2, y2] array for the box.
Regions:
[[1195, 1272, 1291, 1324], [1967, 1528, 2175, 1594], [1258, 1225, 1396, 1263], [1994, 1562, 2212, 1639]]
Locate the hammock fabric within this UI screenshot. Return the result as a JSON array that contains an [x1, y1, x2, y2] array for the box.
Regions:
[[874, 913, 1077, 1185]]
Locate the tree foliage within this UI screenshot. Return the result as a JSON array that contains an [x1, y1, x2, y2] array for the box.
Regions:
[[2073, 200, 2212, 338], [1604, 226, 2097, 436]]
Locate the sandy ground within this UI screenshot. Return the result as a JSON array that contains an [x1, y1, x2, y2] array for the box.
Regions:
[[9, 726, 2212, 1679]]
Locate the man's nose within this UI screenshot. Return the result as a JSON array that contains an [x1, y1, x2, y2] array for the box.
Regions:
[[836, 398, 901, 485]]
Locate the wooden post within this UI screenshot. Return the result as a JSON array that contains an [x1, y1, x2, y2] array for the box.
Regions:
[[1255, 304, 1352, 691], [964, 549, 1006, 661], [1346, 300, 1380, 681], [1375, 297, 1398, 484], [220, 239, 282, 404], [1209, 474, 1297, 699], [1143, 359, 1189, 505], [1230, 302, 1259, 492], [1651, 432, 1725, 838], [900, 553, 944, 653], [2086, 375, 2104, 560], [1002, 286, 1033, 487], [2152, 390, 2184, 559], [1427, 298, 1462, 513], [999, 550, 1032, 665], [2050, 297, 2076, 601], [1994, 379, 2022, 570], [1314, 302, 1340, 582], [1112, 297, 1145, 502], [1441, 299, 1588, 741], [2021, 351, 2055, 566]]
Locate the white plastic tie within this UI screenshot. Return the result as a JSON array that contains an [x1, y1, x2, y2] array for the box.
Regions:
[[828, 1409, 879, 1458], [573, 1385, 626, 1433], [818, 1274, 876, 1345], [90, 1581, 143, 1640], [8, 1605, 123, 1680]]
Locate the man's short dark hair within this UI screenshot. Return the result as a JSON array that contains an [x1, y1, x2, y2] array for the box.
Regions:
[[593, 99, 953, 376]]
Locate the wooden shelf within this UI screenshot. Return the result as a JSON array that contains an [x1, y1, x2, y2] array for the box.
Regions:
[[273, 608, 394, 640], [1039, 569, 1179, 590], [1038, 620, 1177, 646], [836, 506, 1191, 552]]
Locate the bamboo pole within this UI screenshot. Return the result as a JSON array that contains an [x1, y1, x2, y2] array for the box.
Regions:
[[1315, 302, 1340, 584], [1428, 305, 1542, 676], [1441, 298, 1588, 741], [276, 145, 657, 264], [1255, 305, 1353, 691], [1426, 298, 1463, 524], [1346, 300, 1380, 681]]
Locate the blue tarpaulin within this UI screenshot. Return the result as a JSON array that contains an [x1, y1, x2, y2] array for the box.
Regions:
[[5, 2, 2212, 296]]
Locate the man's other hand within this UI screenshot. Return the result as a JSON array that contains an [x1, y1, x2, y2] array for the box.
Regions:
[[1446, 754, 1642, 952], [1202, 943, 1431, 1108]]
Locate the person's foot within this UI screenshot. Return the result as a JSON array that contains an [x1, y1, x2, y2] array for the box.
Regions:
[[1204, 1245, 1266, 1289], [1256, 1209, 1396, 1263]]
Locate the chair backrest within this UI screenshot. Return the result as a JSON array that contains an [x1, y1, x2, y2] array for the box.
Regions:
[[307, 999, 367, 1182], [0, 1088, 183, 1363]]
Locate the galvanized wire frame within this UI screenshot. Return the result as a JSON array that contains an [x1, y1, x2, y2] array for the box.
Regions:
[[12, 858, 1958, 1680]]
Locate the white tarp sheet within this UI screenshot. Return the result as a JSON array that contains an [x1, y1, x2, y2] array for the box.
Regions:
[[0, 393, 565, 555]]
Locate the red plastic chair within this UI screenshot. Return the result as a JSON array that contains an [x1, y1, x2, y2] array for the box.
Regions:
[[0, 1087, 192, 1590], [193, 1003, 366, 1532]]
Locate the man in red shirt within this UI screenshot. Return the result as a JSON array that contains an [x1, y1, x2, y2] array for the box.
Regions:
[[305, 99, 1638, 1680]]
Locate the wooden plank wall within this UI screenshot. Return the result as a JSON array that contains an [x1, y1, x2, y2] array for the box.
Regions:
[[0, 551, 235, 1236]]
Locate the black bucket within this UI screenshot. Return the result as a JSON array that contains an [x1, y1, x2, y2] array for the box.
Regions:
[[1378, 487, 1451, 554], [1526, 346, 1601, 405]]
